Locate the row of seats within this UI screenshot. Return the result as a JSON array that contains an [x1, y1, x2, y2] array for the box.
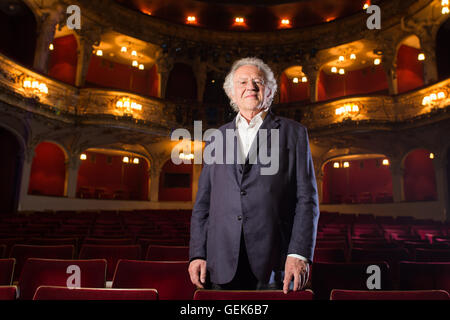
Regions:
[[1, 286, 448, 301], [1, 258, 449, 300]]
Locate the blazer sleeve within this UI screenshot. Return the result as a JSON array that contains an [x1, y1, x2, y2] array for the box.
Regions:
[[287, 125, 320, 262], [189, 160, 212, 261]]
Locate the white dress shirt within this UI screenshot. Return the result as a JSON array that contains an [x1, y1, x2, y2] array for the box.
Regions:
[[235, 110, 309, 264]]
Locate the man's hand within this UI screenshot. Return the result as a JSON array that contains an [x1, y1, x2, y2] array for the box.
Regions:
[[188, 259, 207, 288], [283, 256, 310, 294]]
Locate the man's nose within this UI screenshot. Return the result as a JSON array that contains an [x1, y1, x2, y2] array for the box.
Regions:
[[245, 81, 258, 90]]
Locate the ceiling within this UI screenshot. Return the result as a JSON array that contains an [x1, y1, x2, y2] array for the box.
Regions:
[[114, 0, 378, 32]]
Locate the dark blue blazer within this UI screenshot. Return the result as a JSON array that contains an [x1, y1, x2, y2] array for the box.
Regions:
[[189, 110, 320, 284]]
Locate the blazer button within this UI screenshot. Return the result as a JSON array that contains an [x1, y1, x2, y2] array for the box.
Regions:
[[240, 190, 247, 196], [237, 215, 242, 221]]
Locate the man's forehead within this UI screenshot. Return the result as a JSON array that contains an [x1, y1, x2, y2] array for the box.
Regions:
[[235, 65, 264, 78]]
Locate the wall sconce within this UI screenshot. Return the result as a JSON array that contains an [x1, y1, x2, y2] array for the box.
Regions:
[[422, 91, 446, 106], [331, 67, 337, 73], [116, 97, 142, 115], [429, 153, 434, 159], [382, 159, 389, 166], [302, 76, 308, 82], [293, 77, 299, 83], [123, 156, 129, 163], [333, 162, 340, 168], [343, 161, 350, 168], [22, 76, 49, 95], [374, 58, 381, 65], [442, 0, 449, 14], [338, 68, 345, 75], [335, 103, 359, 116], [80, 154, 87, 160], [418, 53, 425, 61], [133, 158, 140, 164], [187, 16, 197, 24], [350, 53, 356, 60]]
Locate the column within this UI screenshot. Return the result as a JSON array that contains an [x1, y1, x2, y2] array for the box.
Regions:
[[433, 157, 448, 220], [149, 163, 161, 202], [389, 159, 404, 202], [302, 65, 320, 103], [65, 155, 81, 198], [155, 52, 174, 99], [75, 27, 102, 87], [17, 147, 34, 211], [381, 48, 398, 95], [420, 36, 438, 85], [194, 61, 207, 103], [33, 8, 64, 74]]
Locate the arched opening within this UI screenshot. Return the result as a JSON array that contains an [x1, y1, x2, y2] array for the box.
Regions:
[[0, 126, 23, 213], [158, 159, 193, 202], [322, 155, 393, 204], [436, 18, 450, 81], [396, 35, 425, 93], [76, 149, 149, 200], [48, 33, 78, 85], [317, 63, 388, 101], [403, 149, 437, 202], [28, 142, 66, 197], [203, 71, 228, 104], [0, 0, 37, 68], [279, 66, 310, 103], [165, 63, 197, 101]]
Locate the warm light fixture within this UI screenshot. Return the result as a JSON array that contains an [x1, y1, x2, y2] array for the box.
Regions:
[[131, 50, 137, 56], [121, 46, 127, 53], [333, 162, 340, 168], [281, 19, 290, 25], [96, 50, 103, 56], [335, 103, 359, 116], [123, 157, 129, 163], [418, 53, 425, 61], [339, 55, 345, 62], [363, 3, 369, 9], [442, 0, 449, 5], [374, 58, 381, 65], [139, 64, 144, 70], [382, 159, 389, 166], [187, 16, 196, 23], [235, 17, 244, 23], [331, 67, 337, 73], [22, 77, 48, 94], [302, 76, 308, 83], [133, 158, 139, 164], [442, 6, 449, 14], [350, 53, 356, 60], [343, 161, 350, 168], [339, 68, 345, 75], [179, 153, 194, 160], [116, 97, 142, 113], [132, 60, 138, 67], [429, 153, 434, 159], [49, 43, 54, 51], [80, 154, 87, 160], [293, 77, 299, 83], [422, 91, 446, 105]]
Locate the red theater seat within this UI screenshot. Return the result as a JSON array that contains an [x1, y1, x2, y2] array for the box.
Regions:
[[18, 258, 107, 300], [414, 248, 450, 262], [10, 245, 74, 281], [83, 238, 134, 245], [193, 289, 314, 300], [112, 260, 195, 300], [79, 244, 141, 281], [330, 289, 450, 300], [399, 262, 450, 292], [311, 262, 391, 300], [145, 245, 189, 261], [0, 245, 5, 258], [0, 286, 17, 300], [0, 258, 15, 285], [33, 286, 158, 300], [313, 248, 347, 263]]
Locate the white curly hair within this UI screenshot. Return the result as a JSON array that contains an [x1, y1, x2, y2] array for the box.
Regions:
[[223, 57, 278, 112]]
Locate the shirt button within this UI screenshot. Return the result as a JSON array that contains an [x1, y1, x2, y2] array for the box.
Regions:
[[240, 190, 247, 196], [237, 215, 242, 221]]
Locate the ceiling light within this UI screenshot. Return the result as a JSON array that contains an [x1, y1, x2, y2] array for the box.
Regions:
[[187, 16, 196, 23], [235, 17, 244, 23], [363, 3, 369, 9], [281, 19, 290, 25]]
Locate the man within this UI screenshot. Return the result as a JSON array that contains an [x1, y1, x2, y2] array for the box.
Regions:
[[188, 57, 319, 293]]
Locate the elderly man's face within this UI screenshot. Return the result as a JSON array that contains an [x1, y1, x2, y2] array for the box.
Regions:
[[232, 65, 269, 113]]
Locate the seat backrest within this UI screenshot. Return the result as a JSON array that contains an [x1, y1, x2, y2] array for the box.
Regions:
[[193, 289, 314, 300], [414, 248, 450, 262], [0, 286, 17, 300], [0, 258, 15, 285], [79, 245, 141, 280], [10, 245, 74, 281], [33, 286, 157, 300], [330, 289, 450, 300], [313, 248, 347, 263], [399, 261, 450, 291], [18, 258, 107, 300], [112, 260, 195, 300], [145, 245, 189, 261], [311, 261, 391, 300], [83, 238, 134, 245]]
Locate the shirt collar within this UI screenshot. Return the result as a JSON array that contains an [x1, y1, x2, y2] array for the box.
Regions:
[[236, 109, 268, 127]]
